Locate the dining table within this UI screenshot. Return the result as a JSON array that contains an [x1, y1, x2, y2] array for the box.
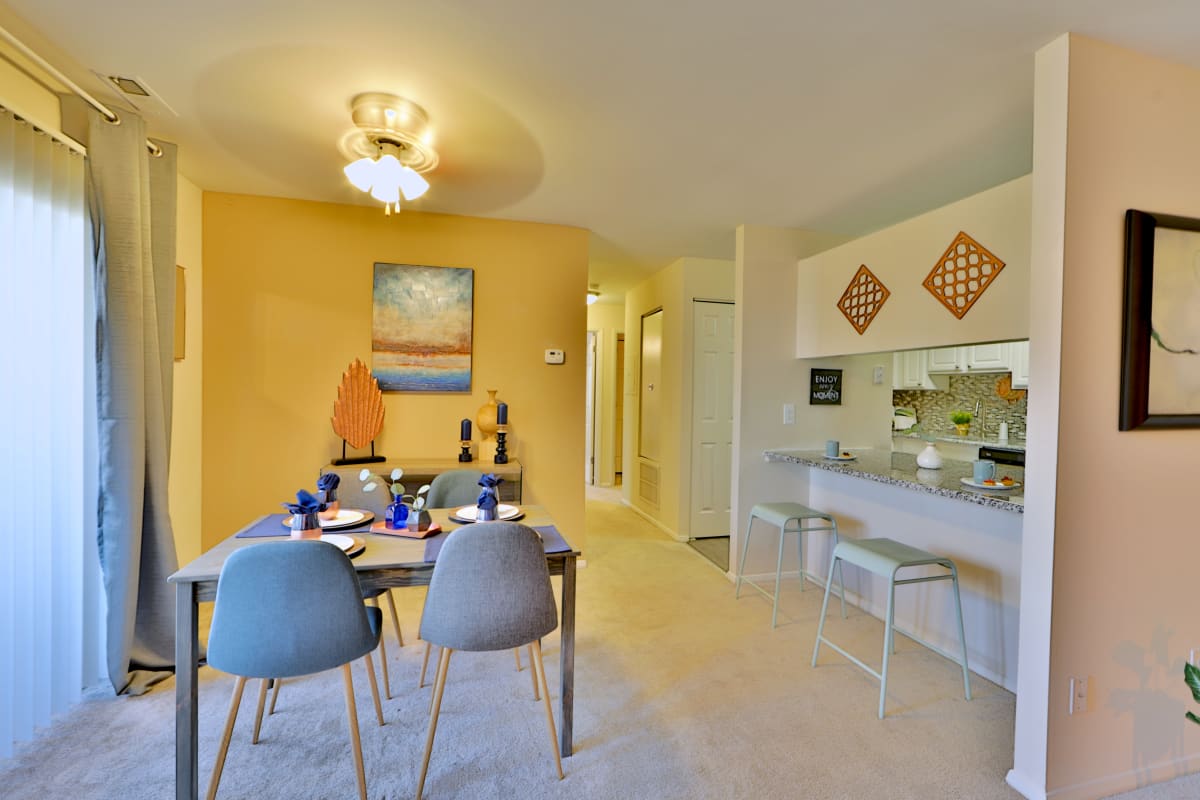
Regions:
[[167, 504, 579, 800]]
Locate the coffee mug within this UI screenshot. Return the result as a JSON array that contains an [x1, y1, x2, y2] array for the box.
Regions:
[[825, 440, 840, 457], [973, 459, 996, 483]]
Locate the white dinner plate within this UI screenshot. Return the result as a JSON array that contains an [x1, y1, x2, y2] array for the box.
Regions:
[[281, 509, 370, 530], [824, 454, 856, 461], [319, 534, 355, 552], [451, 504, 523, 523], [960, 477, 1021, 491]]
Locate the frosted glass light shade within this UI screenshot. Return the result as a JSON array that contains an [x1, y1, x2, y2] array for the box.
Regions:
[[397, 165, 429, 201], [343, 157, 376, 191]]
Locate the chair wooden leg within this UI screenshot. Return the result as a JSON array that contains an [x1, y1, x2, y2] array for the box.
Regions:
[[363, 652, 385, 727], [419, 641, 434, 688], [268, 678, 282, 715], [206, 676, 247, 800], [377, 631, 392, 700], [527, 643, 540, 700], [417, 647, 453, 800], [514, 647, 522, 671], [385, 589, 404, 647], [251, 678, 269, 744], [428, 646, 447, 715], [341, 664, 368, 800], [531, 641, 564, 780]]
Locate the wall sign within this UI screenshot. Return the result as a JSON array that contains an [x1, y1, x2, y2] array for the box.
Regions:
[[810, 368, 843, 405]]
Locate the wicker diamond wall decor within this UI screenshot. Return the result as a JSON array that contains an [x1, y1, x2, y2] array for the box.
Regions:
[[923, 231, 1005, 319], [837, 264, 890, 335]]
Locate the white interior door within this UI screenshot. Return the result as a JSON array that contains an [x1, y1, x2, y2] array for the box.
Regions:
[[585, 330, 596, 484], [689, 301, 734, 538]]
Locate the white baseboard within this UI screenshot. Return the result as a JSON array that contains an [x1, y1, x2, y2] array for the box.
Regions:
[[1044, 752, 1200, 800], [621, 499, 685, 541]]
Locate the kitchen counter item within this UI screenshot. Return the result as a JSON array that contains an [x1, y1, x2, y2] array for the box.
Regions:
[[764, 448, 1024, 513]]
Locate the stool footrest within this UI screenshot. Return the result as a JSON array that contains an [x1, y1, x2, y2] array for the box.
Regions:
[[814, 636, 883, 681]]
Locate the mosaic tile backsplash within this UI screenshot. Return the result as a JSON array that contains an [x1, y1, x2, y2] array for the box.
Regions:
[[893, 373, 1028, 439]]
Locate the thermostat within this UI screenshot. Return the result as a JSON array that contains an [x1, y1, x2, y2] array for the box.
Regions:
[[544, 349, 565, 365]]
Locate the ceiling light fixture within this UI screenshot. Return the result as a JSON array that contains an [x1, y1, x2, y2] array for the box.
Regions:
[[586, 289, 601, 305], [339, 92, 439, 216]]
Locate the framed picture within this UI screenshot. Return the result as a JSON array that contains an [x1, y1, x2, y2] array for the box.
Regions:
[[1119, 210, 1200, 429], [372, 263, 474, 392], [810, 368, 843, 405]]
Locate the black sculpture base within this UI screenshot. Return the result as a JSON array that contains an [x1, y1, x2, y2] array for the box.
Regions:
[[458, 440, 474, 462], [333, 440, 386, 466]]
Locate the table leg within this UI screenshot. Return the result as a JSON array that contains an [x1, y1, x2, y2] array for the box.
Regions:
[[559, 554, 576, 758], [175, 582, 199, 800]]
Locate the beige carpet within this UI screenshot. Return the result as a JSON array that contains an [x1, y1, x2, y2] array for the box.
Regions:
[[1, 487, 1192, 798]]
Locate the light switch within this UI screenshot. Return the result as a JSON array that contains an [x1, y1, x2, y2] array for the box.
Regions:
[[873, 365, 885, 384], [783, 403, 795, 425], [544, 349, 565, 364]]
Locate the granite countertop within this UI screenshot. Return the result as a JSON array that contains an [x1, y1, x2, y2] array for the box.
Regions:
[[764, 448, 1025, 513], [892, 431, 1027, 451]]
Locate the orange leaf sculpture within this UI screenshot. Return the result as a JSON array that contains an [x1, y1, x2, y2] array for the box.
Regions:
[[331, 359, 385, 449]]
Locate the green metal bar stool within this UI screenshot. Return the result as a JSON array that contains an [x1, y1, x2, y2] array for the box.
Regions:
[[811, 537, 971, 718], [734, 502, 846, 627]]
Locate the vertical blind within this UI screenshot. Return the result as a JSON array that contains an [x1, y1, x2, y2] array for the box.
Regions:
[[0, 108, 104, 758]]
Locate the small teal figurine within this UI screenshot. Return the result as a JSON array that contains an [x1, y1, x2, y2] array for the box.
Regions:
[[476, 473, 503, 521]]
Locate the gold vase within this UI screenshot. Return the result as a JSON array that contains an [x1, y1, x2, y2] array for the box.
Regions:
[[476, 389, 500, 440], [955, 423, 970, 436]]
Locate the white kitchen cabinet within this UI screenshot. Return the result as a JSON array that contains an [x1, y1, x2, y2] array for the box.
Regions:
[[1010, 340, 1030, 389], [893, 351, 949, 391], [965, 343, 1010, 371], [927, 347, 966, 372]]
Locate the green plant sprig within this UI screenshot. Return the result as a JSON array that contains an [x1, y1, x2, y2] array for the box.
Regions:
[[949, 410, 973, 425], [359, 467, 431, 510]]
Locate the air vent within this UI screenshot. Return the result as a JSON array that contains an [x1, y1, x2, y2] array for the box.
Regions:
[[91, 70, 179, 117], [107, 75, 150, 96]]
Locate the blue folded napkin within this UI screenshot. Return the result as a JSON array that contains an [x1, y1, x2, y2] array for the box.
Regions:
[[423, 524, 573, 562], [317, 473, 340, 502], [476, 473, 503, 511], [282, 488, 325, 515]]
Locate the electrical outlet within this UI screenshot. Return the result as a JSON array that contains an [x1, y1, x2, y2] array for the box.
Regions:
[[782, 403, 795, 425], [873, 365, 884, 384], [1069, 675, 1088, 714]]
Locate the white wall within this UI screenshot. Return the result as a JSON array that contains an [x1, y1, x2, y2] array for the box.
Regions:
[[796, 175, 1031, 358], [623, 257, 734, 538]]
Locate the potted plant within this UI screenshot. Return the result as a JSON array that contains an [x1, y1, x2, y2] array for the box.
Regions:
[[359, 467, 431, 530], [950, 410, 973, 436]]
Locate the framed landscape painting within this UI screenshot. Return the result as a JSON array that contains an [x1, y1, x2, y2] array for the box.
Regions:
[[1119, 210, 1200, 429], [372, 263, 474, 392]]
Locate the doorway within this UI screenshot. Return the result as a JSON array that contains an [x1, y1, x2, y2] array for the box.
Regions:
[[585, 330, 597, 484], [615, 334, 625, 483]]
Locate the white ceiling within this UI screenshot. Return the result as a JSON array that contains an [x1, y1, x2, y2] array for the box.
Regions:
[[6, 0, 1200, 300]]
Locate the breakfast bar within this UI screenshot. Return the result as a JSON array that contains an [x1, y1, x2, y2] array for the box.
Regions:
[[763, 447, 1022, 691]]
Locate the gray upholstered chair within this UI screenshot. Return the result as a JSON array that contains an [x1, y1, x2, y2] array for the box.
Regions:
[[424, 468, 483, 509], [205, 540, 384, 800], [416, 522, 564, 799]]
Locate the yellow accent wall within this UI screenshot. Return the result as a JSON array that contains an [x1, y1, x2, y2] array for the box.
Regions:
[[168, 174, 204, 566], [201, 193, 588, 552]]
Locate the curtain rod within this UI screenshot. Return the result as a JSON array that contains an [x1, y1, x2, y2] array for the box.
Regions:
[[0, 23, 162, 157]]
